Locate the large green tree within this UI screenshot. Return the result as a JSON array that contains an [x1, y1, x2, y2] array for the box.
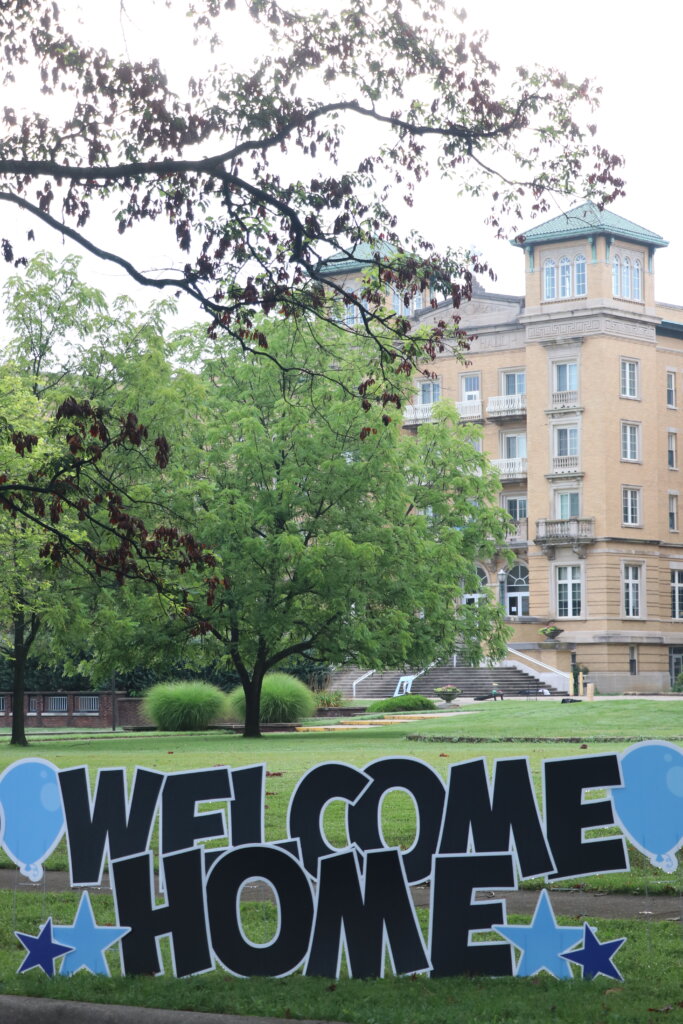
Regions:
[[164, 319, 510, 737]]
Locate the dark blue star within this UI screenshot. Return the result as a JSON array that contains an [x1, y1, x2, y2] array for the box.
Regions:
[[15, 918, 74, 977], [561, 923, 626, 981]]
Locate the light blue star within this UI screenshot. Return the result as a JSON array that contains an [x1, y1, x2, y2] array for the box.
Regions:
[[53, 891, 130, 976], [494, 890, 585, 979]]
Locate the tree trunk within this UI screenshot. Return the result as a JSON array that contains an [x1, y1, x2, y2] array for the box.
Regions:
[[10, 610, 28, 747], [242, 673, 263, 739]]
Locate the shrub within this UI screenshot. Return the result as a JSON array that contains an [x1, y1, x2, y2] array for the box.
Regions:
[[224, 672, 317, 723], [143, 680, 231, 731], [316, 689, 345, 708], [366, 694, 436, 713]]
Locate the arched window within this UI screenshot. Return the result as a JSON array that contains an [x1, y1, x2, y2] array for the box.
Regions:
[[612, 256, 621, 296], [632, 260, 642, 300], [559, 257, 571, 298], [544, 259, 557, 300], [622, 257, 631, 299], [505, 564, 529, 616], [463, 566, 490, 606], [414, 291, 423, 312], [574, 254, 587, 296]]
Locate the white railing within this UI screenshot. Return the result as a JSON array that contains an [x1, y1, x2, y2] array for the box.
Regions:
[[506, 517, 528, 543], [536, 517, 595, 542], [505, 645, 571, 693], [455, 399, 482, 420], [46, 695, 68, 713], [552, 390, 578, 407], [491, 457, 527, 479], [404, 402, 436, 424], [487, 394, 526, 417], [76, 694, 100, 713], [392, 661, 437, 698], [552, 454, 579, 473], [352, 669, 375, 698]]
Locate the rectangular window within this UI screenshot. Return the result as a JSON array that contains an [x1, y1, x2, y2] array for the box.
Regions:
[[670, 494, 678, 532], [620, 359, 639, 398], [505, 496, 527, 521], [555, 426, 578, 457], [624, 564, 641, 617], [555, 362, 578, 393], [462, 374, 480, 401], [668, 432, 677, 469], [672, 570, 683, 619], [667, 371, 677, 408], [504, 433, 527, 459], [46, 695, 68, 713], [28, 697, 38, 713], [503, 371, 526, 396], [621, 422, 640, 461], [76, 694, 100, 713], [419, 379, 441, 404], [557, 565, 582, 617], [622, 487, 640, 526], [557, 491, 580, 519]]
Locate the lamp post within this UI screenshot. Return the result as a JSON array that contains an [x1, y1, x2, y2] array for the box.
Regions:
[[497, 568, 507, 611]]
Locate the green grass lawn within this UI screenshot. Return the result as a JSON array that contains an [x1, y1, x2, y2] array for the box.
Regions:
[[0, 701, 680, 1020]]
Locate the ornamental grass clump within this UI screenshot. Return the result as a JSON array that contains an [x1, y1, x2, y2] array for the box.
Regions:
[[224, 672, 317, 724], [143, 680, 231, 731]]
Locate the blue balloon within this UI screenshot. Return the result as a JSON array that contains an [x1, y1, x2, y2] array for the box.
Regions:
[[0, 758, 65, 881], [612, 742, 683, 874]]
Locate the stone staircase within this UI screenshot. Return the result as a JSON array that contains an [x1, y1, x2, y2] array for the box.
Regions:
[[331, 663, 561, 701]]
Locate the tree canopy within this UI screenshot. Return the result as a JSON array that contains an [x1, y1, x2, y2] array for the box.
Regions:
[[0, 0, 624, 367], [160, 317, 510, 735]]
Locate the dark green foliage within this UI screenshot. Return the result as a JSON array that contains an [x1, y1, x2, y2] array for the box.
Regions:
[[225, 673, 317, 724], [367, 695, 436, 713], [143, 681, 231, 731]]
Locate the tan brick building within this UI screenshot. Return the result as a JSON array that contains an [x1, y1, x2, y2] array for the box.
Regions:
[[322, 203, 683, 693]]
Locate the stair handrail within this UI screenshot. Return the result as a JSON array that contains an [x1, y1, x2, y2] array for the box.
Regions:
[[505, 645, 571, 686], [393, 661, 437, 697], [351, 669, 375, 698]]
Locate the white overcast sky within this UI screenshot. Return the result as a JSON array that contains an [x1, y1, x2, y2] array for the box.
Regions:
[[2, 0, 681, 317]]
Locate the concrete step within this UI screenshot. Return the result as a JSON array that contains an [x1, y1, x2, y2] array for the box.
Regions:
[[331, 664, 561, 700]]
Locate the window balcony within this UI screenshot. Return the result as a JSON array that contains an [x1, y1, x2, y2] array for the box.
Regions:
[[404, 402, 436, 424], [487, 394, 527, 418], [491, 457, 527, 480], [535, 517, 595, 557], [506, 517, 528, 545], [552, 390, 579, 408], [455, 399, 483, 421], [551, 454, 580, 474]]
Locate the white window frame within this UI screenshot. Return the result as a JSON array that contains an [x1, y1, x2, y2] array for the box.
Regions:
[[669, 493, 679, 532], [559, 256, 571, 298], [668, 431, 678, 470], [554, 425, 579, 458], [622, 486, 641, 527], [419, 378, 441, 405], [461, 373, 480, 402], [502, 369, 526, 396], [556, 564, 583, 618], [623, 563, 642, 618], [505, 494, 528, 521], [632, 260, 642, 301], [667, 371, 677, 409], [672, 569, 683, 619], [621, 421, 640, 462], [556, 490, 580, 519], [620, 358, 639, 399], [502, 431, 527, 460], [622, 257, 631, 299], [612, 256, 621, 296], [554, 361, 578, 394], [544, 259, 557, 300], [574, 254, 587, 296]]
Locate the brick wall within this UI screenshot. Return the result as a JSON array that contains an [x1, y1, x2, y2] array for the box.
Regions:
[[0, 691, 140, 729]]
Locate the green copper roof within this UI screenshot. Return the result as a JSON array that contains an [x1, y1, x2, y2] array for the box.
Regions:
[[511, 201, 668, 249], [317, 240, 398, 277]]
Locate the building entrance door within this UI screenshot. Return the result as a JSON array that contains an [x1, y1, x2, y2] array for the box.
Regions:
[[669, 646, 683, 687]]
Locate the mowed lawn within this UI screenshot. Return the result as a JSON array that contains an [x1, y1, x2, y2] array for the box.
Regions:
[[0, 699, 680, 1022]]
